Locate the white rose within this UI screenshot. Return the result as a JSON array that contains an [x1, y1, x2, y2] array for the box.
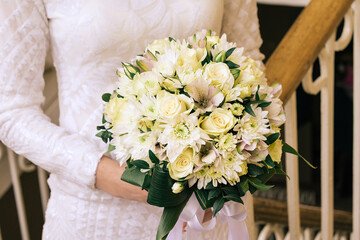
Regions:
[[157, 91, 193, 119], [105, 97, 131, 125], [203, 62, 234, 91], [200, 108, 236, 136], [168, 148, 194, 180]]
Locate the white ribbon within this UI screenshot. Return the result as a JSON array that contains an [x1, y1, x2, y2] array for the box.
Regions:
[[167, 194, 249, 240]]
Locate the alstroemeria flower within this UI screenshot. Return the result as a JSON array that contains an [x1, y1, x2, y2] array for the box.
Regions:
[[185, 77, 224, 113]]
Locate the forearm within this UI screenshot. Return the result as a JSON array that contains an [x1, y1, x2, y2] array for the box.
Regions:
[[95, 156, 148, 202]]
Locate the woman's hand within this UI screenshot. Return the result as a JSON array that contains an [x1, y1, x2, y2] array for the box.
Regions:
[[95, 156, 148, 202]]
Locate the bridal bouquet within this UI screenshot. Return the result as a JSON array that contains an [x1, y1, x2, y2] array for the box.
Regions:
[[97, 30, 311, 239]]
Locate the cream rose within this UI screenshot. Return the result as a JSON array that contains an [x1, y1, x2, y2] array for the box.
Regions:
[[105, 97, 130, 125], [203, 62, 234, 91], [157, 91, 193, 119], [168, 148, 194, 180], [200, 108, 236, 135], [268, 139, 282, 163], [237, 58, 264, 86], [175, 48, 202, 75]]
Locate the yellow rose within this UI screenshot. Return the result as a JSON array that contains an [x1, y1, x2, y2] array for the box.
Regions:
[[105, 97, 129, 125], [203, 62, 234, 91], [158, 91, 193, 119], [200, 108, 236, 135], [175, 48, 202, 75], [168, 148, 194, 180], [268, 139, 283, 163], [237, 58, 264, 86]]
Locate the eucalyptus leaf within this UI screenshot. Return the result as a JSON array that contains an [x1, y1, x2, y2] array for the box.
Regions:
[[283, 142, 317, 169]]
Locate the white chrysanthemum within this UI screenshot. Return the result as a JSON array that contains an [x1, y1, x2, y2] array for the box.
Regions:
[[215, 133, 237, 153], [235, 106, 272, 150], [153, 49, 178, 76], [158, 114, 207, 162], [110, 99, 141, 134], [124, 130, 159, 161], [139, 95, 159, 120]]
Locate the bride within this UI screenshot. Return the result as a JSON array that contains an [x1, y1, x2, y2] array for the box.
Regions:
[[0, 0, 264, 239]]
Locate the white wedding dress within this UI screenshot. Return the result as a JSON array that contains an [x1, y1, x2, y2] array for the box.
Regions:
[[0, 0, 264, 239]]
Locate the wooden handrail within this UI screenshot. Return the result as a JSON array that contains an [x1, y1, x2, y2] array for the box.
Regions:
[[265, 0, 354, 103], [254, 197, 352, 232]]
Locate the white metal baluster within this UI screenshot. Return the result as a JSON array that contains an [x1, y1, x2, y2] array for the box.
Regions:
[[7, 149, 30, 240], [353, 1, 360, 239], [285, 92, 301, 239], [320, 33, 335, 240], [37, 167, 49, 215]]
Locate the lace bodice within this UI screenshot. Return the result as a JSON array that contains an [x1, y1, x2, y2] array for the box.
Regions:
[[0, 0, 264, 239]]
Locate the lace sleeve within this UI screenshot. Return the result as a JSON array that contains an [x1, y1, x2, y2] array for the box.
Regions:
[[0, 0, 105, 188], [221, 0, 265, 68]]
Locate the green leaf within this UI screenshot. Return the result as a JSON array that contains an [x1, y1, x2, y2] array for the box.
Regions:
[[249, 99, 266, 104], [225, 60, 240, 69], [259, 101, 272, 108], [248, 178, 274, 191], [156, 193, 191, 240], [95, 131, 103, 138], [147, 166, 191, 207], [142, 174, 151, 190], [223, 194, 244, 204], [96, 125, 105, 130], [107, 144, 116, 153], [149, 150, 160, 164], [208, 188, 221, 200], [102, 114, 106, 124], [225, 47, 236, 59], [168, 37, 175, 42], [244, 103, 256, 117], [131, 160, 150, 169], [282, 142, 317, 169], [248, 164, 265, 177], [121, 165, 146, 187], [265, 133, 280, 145], [222, 186, 239, 196], [205, 182, 216, 190], [194, 188, 216, 210], [212, 197, 225, 216], [274, 166, 290, 179], [237, 179, 249, 196], [102, 93, 111, 102], [230, 69, 240, 80], [255, 85, 260, 101], [264, 155, 275, 168]]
